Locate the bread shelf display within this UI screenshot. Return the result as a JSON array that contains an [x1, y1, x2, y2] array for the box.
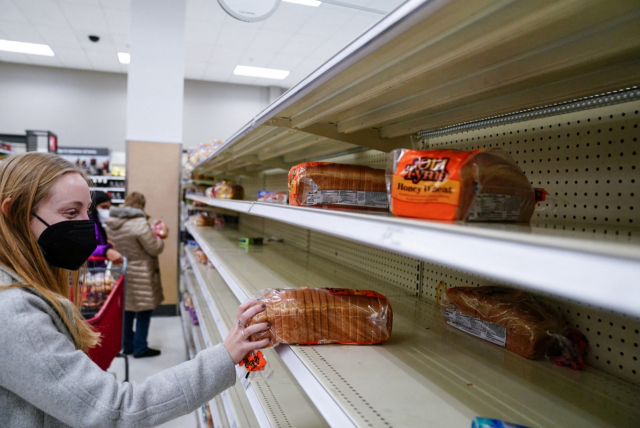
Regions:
[[185, 248, 329, 428], [185, 194, 640, 318], [185, 224, 640, 428]]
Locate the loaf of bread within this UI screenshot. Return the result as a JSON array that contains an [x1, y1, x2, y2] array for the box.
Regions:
[[246, 288, 393, 346], [288, 162, 388, 209], [387, 148, 536, 222], [445, 286, 567, 359]]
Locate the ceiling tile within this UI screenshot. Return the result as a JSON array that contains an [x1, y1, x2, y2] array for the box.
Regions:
[[75, 29, 116, 52], [185, 42, 214, 63], [185, 19, 222, 44], [59, 2, 109, 33], [38, 25, 82, 49], [237, 50, 280, 69], [103, 7, 129, 35], [203, 63, 233, 82], [248, 30, 292, 55], [52, 47, 92, 68], [99, 0, 129, 11], [261, 4, 314, 33], [60, 0, 101, 6], [15, 0, 68, 27], [0, 21, 47, 44], [0, 1, 29, 23], [296, 6, 355, 37], [267, 53, 306, 71], [85, 49, 119, 71], [209, 46, 244, 66], [110, 32, 129, 51], [214, 21, 259, 50], [279, 33, 324, 57], [186, 0, 224, 23]]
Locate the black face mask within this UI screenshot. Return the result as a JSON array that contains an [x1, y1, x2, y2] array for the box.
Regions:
[[33, 213, 97, 271]]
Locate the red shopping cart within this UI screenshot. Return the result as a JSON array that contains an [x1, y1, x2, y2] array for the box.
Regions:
[[81, 256, 129, 381]]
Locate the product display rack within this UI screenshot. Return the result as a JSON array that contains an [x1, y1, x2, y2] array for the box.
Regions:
[[181, 1, 640, 427]]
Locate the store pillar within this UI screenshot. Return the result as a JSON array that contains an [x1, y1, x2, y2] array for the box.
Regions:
[[126, 0, 186, 313]]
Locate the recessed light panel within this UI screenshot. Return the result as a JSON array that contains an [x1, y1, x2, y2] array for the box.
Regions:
[[0, 40, 54, 56], [118, 52, 130, 64], [282, 0, 321, 6], [234, 65, 290, 80]]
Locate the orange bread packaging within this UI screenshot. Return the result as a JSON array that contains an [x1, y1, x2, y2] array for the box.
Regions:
[[246, 287, 393, 347], [288, 162, 388, 210], [386, 148, 536, 221]]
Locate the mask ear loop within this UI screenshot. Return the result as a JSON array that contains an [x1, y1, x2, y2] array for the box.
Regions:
[[32, 213, 51, 227]]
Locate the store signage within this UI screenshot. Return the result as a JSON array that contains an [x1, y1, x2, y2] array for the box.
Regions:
[[217, 0, 280, 22], [58, 147, 110, 156]]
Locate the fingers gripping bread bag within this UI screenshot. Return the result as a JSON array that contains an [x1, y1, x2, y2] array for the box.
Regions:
[[386, 148, 536, 221], [445, 286, 587, 367], [288, 162, 389, 210], [246, 287, 393, 347]]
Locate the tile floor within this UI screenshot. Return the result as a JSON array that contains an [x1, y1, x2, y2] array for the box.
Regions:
[[107, 316, 198, 428]]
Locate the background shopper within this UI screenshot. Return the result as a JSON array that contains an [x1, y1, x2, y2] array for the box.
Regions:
[[0, 152, 270, 427], [106, 191, 166, 358], [89, 190, 122, 263]]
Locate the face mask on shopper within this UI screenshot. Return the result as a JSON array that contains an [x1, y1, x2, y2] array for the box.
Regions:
[[32, 213, 97, 270], [97, 208, 110, 226]]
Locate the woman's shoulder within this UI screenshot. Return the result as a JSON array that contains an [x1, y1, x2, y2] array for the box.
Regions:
[[0, 287, 51, 322]]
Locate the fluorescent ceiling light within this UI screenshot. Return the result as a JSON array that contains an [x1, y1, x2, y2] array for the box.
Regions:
[[117, 52, 130, 64], [0, 39, 54, 56], [282, 0, 321, 6], [234, 65, 289, 80]]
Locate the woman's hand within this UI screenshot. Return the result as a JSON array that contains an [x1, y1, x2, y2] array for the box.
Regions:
[[223, 299, 271, 364], [105, 248, 124, 264]]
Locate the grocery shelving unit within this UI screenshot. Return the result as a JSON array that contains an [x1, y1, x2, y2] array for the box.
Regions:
[[88, 175, 126, 204], [181, 1, 640, 427]]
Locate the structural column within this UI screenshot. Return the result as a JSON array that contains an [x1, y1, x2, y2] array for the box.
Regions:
[[126, 0, 186, 313]]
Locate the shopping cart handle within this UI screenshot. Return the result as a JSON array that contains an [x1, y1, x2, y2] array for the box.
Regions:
[[88, 256, 107, 262]]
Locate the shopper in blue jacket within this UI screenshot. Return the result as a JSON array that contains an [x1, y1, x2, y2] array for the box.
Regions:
[[0, 152, 270, 427]]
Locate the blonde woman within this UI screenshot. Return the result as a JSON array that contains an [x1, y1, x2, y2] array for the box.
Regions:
[[0, 153, 270, 427], [105, 191, 164, 358]]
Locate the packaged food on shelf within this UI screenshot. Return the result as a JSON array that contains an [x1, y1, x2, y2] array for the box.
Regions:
[[246, 287, 393, 346], [288, 162, 388, 210], [193, 247, 209, 265], [206, 181, 244, 200], [257, 190, 288, 204], [237, 350, 274, 381], [386, 148, 536, 222], [182, 293, 199, 326], [151, 219, 168, 239], [445, 286, 587, 367], [238, 237, 263, 246], [189, 212, 224, 228]]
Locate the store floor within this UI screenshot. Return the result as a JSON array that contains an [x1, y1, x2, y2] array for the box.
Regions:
[[107, 316, 197, 428]]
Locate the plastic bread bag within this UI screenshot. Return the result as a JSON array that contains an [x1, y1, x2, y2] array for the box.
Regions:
[[245, 287, 393, 347], [237, 350, 274, 381], [288, 162, 389, 210], [444, 286, 587, 368], [214, 181, 244, 200], [386, 148, 536, 222], [151, 219, 168, 238]]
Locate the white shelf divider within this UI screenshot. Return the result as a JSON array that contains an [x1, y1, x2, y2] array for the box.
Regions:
[[186, 195, 640, 317]]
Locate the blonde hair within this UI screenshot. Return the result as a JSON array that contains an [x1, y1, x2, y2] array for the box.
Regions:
[[0, 152, 99, 352], [124, 191, 146, 210]]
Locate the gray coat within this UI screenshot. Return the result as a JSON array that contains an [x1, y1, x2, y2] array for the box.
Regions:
[[0, 266, 235, 427], [106, 206, 164, 312]]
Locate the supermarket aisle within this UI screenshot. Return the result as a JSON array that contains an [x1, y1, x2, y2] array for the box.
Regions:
[[107, 316, 197, 428]]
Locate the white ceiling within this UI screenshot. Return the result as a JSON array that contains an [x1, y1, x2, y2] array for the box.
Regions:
[[0, 0, 405, 88]]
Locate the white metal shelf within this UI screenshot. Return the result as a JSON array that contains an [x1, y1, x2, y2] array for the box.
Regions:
[[185, 247, 330, 428], [185, 269, 256, 428], [111, 199, 125, 204], [185, 195, 640, 317], [186, 224, 640, 428], [192, 0, 640, 174]]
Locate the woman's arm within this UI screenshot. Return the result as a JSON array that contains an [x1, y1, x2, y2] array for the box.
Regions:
[[135, 220, 164, 257], [0, 288, 235, 428]]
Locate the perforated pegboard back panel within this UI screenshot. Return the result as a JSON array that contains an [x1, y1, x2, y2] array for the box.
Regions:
[[263, 218, 309, 252], [424, 100, 640, 239], [308, 230, 422, 296], [264, 171, 289, 193], [320, 149, 389, 170], [421, 261, 640, 387]]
